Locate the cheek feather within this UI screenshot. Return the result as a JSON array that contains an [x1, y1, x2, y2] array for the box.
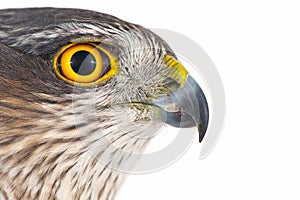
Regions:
[[0, 91, 164, 199]]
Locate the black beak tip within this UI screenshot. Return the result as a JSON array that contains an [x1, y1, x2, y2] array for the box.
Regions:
[[198, 123, 208, 143]]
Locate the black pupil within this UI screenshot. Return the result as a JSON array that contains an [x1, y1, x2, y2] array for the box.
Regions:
[[71, 51, 96, 76]]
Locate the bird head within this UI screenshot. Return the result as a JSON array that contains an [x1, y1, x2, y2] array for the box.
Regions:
[[0, 8, 209, 199]]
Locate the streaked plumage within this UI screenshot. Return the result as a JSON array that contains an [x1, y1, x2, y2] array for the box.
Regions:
[[0, 8, 208, 200]]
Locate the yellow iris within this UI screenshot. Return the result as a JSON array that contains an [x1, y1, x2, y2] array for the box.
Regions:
[[53, 43, 118, 86], [60, 44, 103, 83]]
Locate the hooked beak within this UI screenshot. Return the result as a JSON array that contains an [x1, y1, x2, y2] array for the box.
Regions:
[[152, 75, 209, 143]]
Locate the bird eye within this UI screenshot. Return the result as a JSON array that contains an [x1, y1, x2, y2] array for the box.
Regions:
[[54, 43, 117, 85]]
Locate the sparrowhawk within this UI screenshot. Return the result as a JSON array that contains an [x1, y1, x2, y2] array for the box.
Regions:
[[0, 8, 209, 200]]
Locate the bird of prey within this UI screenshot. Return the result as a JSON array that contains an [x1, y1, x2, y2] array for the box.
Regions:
[[0, 8, 209, 200]]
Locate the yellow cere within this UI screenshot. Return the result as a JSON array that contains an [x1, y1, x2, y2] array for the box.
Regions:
[[164, 55, 188, 88]]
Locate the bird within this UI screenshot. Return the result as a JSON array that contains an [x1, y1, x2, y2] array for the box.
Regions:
[[0, 8, 209, 200]]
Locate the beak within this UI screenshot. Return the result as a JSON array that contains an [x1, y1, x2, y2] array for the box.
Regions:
[[152, 75, 209, 143]]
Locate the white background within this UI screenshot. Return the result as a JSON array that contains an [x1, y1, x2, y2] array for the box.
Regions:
[[1, 0, 300, 199]]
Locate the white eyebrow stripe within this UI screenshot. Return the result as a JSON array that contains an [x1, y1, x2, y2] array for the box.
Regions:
[[9, 22, 115, 50], [57, 22, 121, 36]]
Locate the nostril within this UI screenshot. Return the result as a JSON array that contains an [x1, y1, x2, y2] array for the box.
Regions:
[[162, 77, 180, 91]]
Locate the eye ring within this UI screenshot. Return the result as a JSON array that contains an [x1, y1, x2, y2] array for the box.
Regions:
[[53, 43, 118, 86]]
